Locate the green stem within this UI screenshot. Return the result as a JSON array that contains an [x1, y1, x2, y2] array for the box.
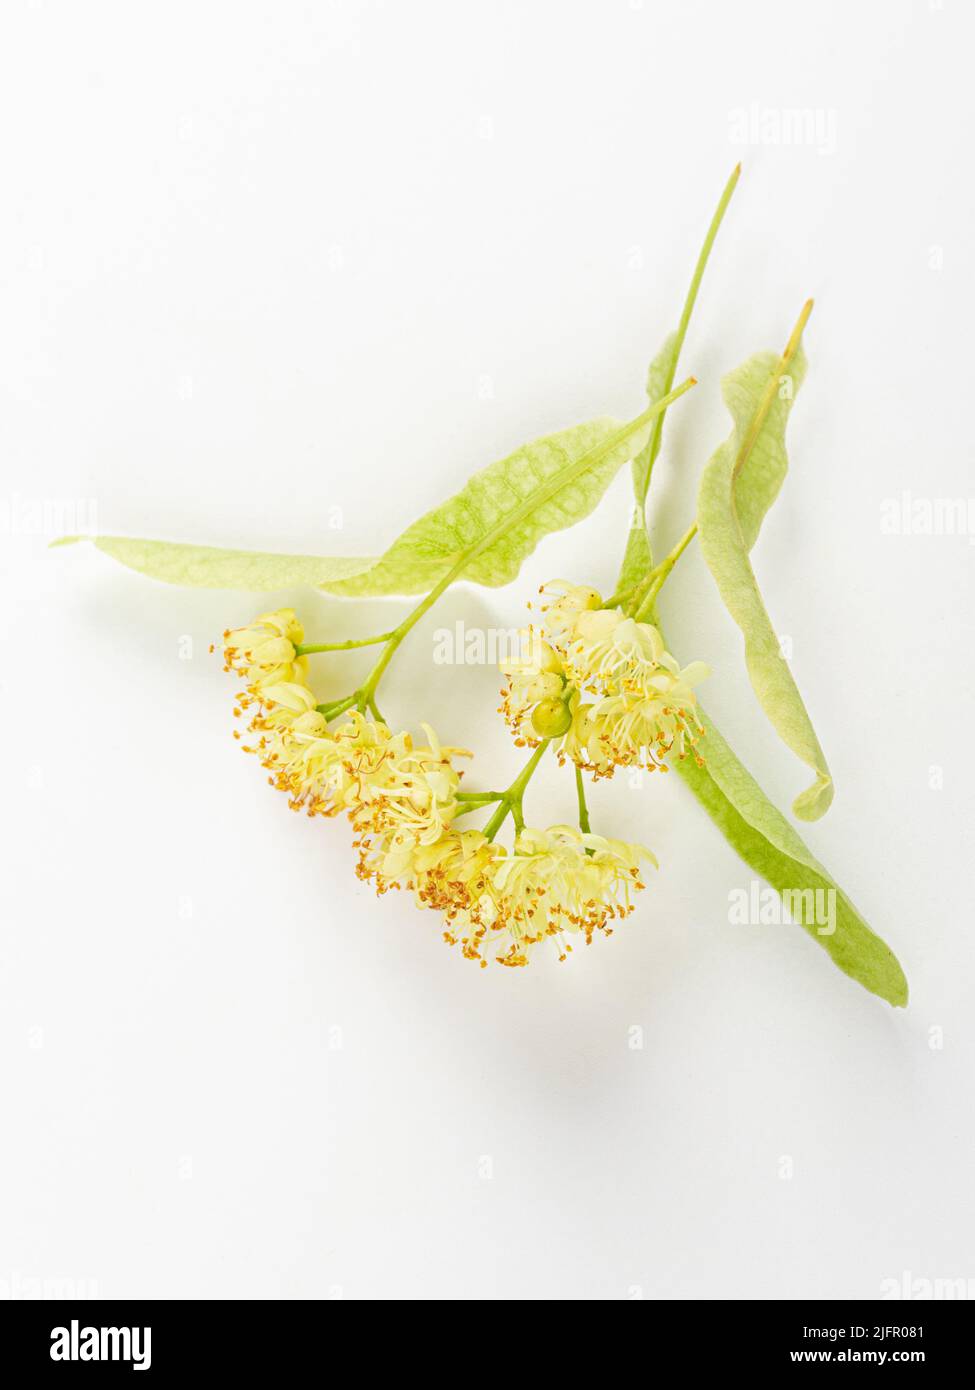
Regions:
[[482, 739, 551, 842], [316, 694, 357, 721], [575, 765, 591, 835], [481, 802, 510, 842], [633, 520, 699, 621], [508, 739, 551, 800], [637, 163, 740, 506], [353, 377, 697, 710], [353, 580, 449, 710], [602, 580, 640, 610], [295, 632, 395, 655]]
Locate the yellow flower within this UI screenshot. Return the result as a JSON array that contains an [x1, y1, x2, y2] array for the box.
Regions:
[[514, 584, 711, 776], [487, 825, 654, 966], [371, 821, 651, 968], [245, 700, 461, 823], [359, 824, 524, 970], [349, 719, 470, 846], [321, 713, 397, 814], [237, 680, 337, 807], [358, 828, 503, 962], [220, 596, 673, 974], [573, 659, 709, 773], [259, 680, 319, 721], [538, 580, 603, 642], [499, 629, 565, 743], [564, 609, 666, 692], [557, 697, 596, 767], [501, 581, 708, 776], [266, 710, 398, 819], [237, 673, 471, 835], [224, 609, 306, 688]]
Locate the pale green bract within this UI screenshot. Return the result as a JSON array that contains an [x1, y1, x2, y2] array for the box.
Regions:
[[617, 521, 653, 598], [57, 414, 660, 598], [626, 322, 903, 1003], [632, 330, 680, 510], [51, 537, 377, 591], [674, 706, 907, 1007], [697, 346, 834, 822]]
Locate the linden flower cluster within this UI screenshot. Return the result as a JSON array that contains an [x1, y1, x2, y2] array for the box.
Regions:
[[500, 581, 709, 777], [222, 609, 653, 968]]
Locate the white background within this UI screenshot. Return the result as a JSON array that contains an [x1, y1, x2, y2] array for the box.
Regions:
[[2, 0, 973, 1301]]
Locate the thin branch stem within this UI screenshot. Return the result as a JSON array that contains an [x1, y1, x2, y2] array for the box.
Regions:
[[637, 163, 740, 506], [482, 740, 551, 842], [295, 632, 395, 655], [633, 521, 699, 621], [575, 765, 591, 835], [602, 580, 639, 610], [316, 694, 357, 721]]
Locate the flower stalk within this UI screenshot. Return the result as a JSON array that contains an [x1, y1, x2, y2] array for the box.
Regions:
[[483, 740, 552, 841], [295, 632, 395, 655]]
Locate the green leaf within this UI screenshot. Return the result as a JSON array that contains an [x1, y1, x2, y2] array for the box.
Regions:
[[324, 413, 657, 598], [54, 536, 377, 591], [697, 345, 833, 821], [60, 389, 692, 599], [674, 705, 908, 1007], [615, 334, 680, 596]]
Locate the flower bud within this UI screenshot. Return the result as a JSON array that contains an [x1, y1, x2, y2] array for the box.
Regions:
[[531, 696, 573, 738]]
